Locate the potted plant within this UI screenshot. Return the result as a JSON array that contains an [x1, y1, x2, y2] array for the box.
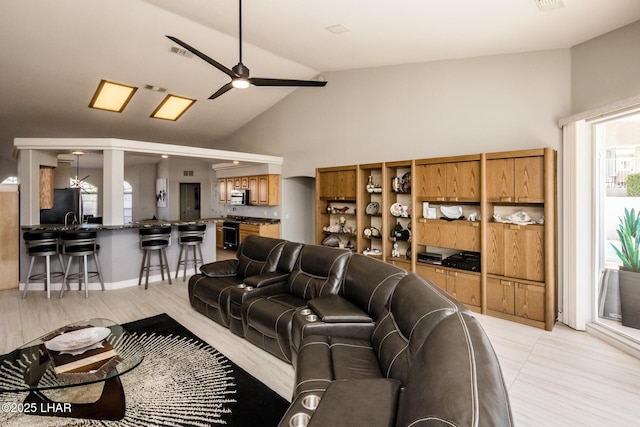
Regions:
[[611, 208, 640, 328]]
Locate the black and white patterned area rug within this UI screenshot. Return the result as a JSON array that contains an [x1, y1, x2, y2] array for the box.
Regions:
[[0, 313, 289, 427]]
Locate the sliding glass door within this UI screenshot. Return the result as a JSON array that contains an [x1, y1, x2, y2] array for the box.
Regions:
[[594, 111, 640, 341]]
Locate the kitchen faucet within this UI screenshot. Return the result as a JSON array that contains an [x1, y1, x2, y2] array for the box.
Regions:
[[64, 211, 78, 226]]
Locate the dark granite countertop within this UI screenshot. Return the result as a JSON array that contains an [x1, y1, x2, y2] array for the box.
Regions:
[[21, 217, 279, 231]]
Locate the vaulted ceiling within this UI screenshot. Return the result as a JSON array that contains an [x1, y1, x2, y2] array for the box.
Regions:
[[2, 0, 640, 164]]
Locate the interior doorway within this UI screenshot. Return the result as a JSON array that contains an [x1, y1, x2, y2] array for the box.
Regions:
[[180, 183, 200, 221]]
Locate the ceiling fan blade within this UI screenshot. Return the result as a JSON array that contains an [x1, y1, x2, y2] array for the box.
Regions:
[[250, 77, 327, 87], [166, 36, 237, 79], [209, 82, 234, 100]]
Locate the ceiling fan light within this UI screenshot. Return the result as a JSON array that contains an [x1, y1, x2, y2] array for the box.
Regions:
[[232, 78, 250, 89], [151, 94, 196, 121], [89, 79, 138, 112]]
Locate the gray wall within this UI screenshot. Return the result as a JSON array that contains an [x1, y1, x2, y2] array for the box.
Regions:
[[218, 49, 571, 178], [571, 20, 640, 114]]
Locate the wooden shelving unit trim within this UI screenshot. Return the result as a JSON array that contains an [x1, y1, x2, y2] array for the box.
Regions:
[[485, 148, 546, 160], [415, 153, 481, 165]]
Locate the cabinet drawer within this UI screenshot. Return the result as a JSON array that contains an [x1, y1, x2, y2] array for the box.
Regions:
[[515, 283, 545, 322], [486, 277, 515, 315]]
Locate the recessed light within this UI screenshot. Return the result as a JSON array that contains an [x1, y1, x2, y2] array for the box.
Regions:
[[89, 80, 138, 112], [161, 155, 169, 159], [232, 160, 240, 165], [71, 151, 85, 156], [150, 94, 196, 121]]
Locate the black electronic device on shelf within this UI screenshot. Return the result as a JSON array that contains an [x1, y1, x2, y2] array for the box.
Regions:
[[441, 251, 481, 272]]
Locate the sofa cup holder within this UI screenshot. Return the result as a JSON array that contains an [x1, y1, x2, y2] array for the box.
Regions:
[[305, 314, 318, 322], [289, 412, 311, 427], [237, 284, 254, 291], [301, 394, 320, 411], [299, 308, 312, 316]]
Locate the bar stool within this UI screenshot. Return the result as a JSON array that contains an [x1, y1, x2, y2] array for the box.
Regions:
[[59, 230, 104, 299], [22, 230, 66, 299], [175, 224, 206, 281], [138, 226, 172, 289]]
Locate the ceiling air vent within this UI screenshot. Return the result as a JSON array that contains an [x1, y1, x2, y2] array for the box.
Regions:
[[183, 170, 194, 177], [170, 46, 194, 58], [534, 0, 565, 11]]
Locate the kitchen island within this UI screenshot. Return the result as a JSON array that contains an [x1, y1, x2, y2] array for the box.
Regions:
[[19, 217, 281, 293], [19, 220, 220, 292]]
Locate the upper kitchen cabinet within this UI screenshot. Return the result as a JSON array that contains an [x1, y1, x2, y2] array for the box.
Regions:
[[486, 151, 545, 203], [219, 174, 280, 206], [257, 175, 279, 206]]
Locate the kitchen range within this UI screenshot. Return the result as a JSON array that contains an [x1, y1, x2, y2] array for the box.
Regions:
[[222, 217, 246, 250]]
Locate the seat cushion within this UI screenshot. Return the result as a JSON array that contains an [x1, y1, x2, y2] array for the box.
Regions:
[[294, 335, 383, 399]]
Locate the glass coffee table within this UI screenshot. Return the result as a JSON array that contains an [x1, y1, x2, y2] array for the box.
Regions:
[[0, 318, 144, 421]]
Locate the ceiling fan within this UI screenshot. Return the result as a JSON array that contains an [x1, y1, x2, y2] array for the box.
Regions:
[[166, 0, 327, 100]]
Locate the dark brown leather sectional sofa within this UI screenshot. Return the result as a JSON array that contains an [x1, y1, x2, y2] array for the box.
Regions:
[[188, 235, 514, 427]]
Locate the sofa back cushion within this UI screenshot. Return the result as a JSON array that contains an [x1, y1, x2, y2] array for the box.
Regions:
[[236, 235, 286, 278], [287, 245, 351, 299], [371, 273, 463, 383], [342, 254, 407, 320], [277, 241, 304, 273], [396, 312, 514, 427]]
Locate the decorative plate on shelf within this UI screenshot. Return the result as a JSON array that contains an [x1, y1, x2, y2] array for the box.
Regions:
[[440, 205, 463, 219], [365, 202, 380, 215], [401, 172, 411, 192], [390, 203, 403, 217], [45, 327, 111, 352]]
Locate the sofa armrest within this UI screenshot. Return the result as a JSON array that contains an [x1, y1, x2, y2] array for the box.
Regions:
[[243, 271, 290, 288], [308, 294, 373, 323], [199, 259, 238, 277], [283, 379, 398, 427]]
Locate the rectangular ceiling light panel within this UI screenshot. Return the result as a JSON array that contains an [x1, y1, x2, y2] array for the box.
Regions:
[[89, 79, 138, 112], [151, 94, 196, 121]]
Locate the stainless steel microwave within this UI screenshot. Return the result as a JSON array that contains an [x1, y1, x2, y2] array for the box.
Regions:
[[229, 189, 250, 205]]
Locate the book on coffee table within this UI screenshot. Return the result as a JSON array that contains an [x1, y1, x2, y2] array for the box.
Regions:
[[48, 340, 119, 375]]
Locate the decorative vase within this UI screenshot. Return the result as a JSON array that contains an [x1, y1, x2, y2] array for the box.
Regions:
[[366, 176, 375, 193], [618, 268, 640, 329]]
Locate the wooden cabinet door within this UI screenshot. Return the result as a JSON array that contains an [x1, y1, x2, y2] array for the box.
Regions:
[[416, 264, 447, 291], [515, 283, 545, 321], [486, 223, 505, 276], [215, 225, 223, 249], [514, 156, 544, 203], [446, 271, 481, 308], [504, 225, 545, 282], [446, 161, 480, 202], [234, 178, 242, 189], [241, 177, 249, 189], [0, 187, 19, 290], [218, 179, 227, 203], [440, 221, 481, 252], [336, 170, 357, 199], [486, 277, 515, 315], [486, 158, 515, 202], [419, 164, 447, 201], [258, 175, 269, 205], [248, 176, 258, 205], [226, 180, 234, 203]]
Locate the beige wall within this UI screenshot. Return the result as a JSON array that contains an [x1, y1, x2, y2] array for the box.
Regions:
[[219, 49, 571, 178], [571, 20, 640, 114]]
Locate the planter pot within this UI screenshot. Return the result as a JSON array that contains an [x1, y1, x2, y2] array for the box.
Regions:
[[618, 269, 640, 329]]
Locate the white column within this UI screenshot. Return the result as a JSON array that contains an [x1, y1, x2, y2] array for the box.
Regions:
[[103, 149, 124, 225]]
